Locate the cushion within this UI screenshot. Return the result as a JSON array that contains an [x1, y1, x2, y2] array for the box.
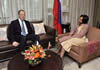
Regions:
[[33, 23, 46, 35], [0, 26, 8, 41]]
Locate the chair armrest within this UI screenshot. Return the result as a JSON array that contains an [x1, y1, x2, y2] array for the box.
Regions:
[[58, 33, 70, 39], [78, 40, 100, 63], [77, 43, 89, 63], [44, 25, 56, 37], [97, 40, 100, 47], [78, 43, 88, 56]]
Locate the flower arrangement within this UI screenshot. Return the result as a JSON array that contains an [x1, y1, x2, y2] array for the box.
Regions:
[[24, 44, 46, 65]]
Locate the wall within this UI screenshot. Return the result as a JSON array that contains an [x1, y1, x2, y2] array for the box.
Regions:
[[46, 0, 95, 30], [69, 0, 95, 30], [93, 0, 100, 26]]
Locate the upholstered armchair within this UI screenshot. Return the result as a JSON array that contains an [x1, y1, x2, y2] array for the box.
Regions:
[[58, 26, 100, 68]]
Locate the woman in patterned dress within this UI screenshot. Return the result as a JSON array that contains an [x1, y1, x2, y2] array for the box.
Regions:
[[56, 15, 89, 58]]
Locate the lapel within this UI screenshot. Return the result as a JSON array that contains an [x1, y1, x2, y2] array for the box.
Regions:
[[17, 19, 29, 32], [16, 19, 21, 32]]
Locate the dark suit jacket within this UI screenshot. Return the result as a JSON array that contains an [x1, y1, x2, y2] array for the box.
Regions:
[[7, 19, 35, 43]]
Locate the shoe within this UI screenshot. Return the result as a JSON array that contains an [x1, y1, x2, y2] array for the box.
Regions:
[[21, 51, 25, 55]]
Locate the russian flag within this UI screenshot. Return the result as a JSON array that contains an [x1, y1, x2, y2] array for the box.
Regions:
[[53, 0, 62, 35]]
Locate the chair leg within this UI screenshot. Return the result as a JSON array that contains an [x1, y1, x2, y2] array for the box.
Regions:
[[78, 63, 82, 68]]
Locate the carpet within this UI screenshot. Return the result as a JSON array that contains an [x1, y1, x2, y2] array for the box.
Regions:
[[0, 48, 100, 70]]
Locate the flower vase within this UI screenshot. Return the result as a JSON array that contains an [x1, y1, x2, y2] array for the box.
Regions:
[[29, 59, 42, 67]]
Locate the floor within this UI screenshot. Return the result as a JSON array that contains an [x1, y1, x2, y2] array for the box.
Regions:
[[0, 48, 100, 70]]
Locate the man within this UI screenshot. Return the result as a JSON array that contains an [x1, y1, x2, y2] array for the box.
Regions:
[[7, 10, 39, 52]]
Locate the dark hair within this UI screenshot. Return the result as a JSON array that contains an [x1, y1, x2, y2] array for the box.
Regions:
[[80, 15, 89, 24], [18, 9, 25, 14]]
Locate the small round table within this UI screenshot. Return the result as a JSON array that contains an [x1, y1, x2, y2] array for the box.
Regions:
[[8, 50, 63, 70]]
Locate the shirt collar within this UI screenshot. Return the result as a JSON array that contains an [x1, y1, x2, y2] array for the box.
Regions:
[[18, 18, 24, 22]]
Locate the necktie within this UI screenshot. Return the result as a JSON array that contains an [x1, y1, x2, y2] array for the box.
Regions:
[[21, 21, 26, 36]]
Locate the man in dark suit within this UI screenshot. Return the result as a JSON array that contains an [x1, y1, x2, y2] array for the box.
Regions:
[[7, 10, 39, 52]]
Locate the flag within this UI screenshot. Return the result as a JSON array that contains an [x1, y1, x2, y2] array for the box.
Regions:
[[53, 0, 62, 34], [47, 42, 51, 50], [36, 41, 39, 46]]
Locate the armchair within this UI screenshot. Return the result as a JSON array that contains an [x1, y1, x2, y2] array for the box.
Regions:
[[58, 26, 100, 68]]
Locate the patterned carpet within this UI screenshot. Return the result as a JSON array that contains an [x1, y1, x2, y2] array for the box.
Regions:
[[0, 48, 100, 70]]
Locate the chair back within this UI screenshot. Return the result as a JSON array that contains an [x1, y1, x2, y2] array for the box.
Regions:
[[87, 26, 100, 41]]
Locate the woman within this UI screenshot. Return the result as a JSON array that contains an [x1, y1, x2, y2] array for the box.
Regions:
[[56, 15, 89, 58]]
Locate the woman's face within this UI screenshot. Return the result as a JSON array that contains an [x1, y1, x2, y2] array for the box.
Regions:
[[78, 17, 83, 24]]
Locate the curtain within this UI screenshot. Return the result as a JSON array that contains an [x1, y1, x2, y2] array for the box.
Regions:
[[0, 0, 43, 24], [47, 0, 95, 28], [47, 0, 54, 27], [69, 0, 95, 30]]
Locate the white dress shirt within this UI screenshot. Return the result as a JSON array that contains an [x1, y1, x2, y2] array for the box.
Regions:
[[18, 19, 28, 35]]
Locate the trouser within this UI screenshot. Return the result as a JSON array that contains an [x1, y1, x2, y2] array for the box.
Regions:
[[17, 34, 40, 51]]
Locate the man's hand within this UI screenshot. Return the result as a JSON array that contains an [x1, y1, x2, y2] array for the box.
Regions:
[[12, 41, 19, 47]]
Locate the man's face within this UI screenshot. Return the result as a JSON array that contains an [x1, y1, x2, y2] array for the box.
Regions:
[[18, 11, 25, 20]]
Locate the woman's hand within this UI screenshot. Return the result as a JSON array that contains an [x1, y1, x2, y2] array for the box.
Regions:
[[69, 32, 73, 36]]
